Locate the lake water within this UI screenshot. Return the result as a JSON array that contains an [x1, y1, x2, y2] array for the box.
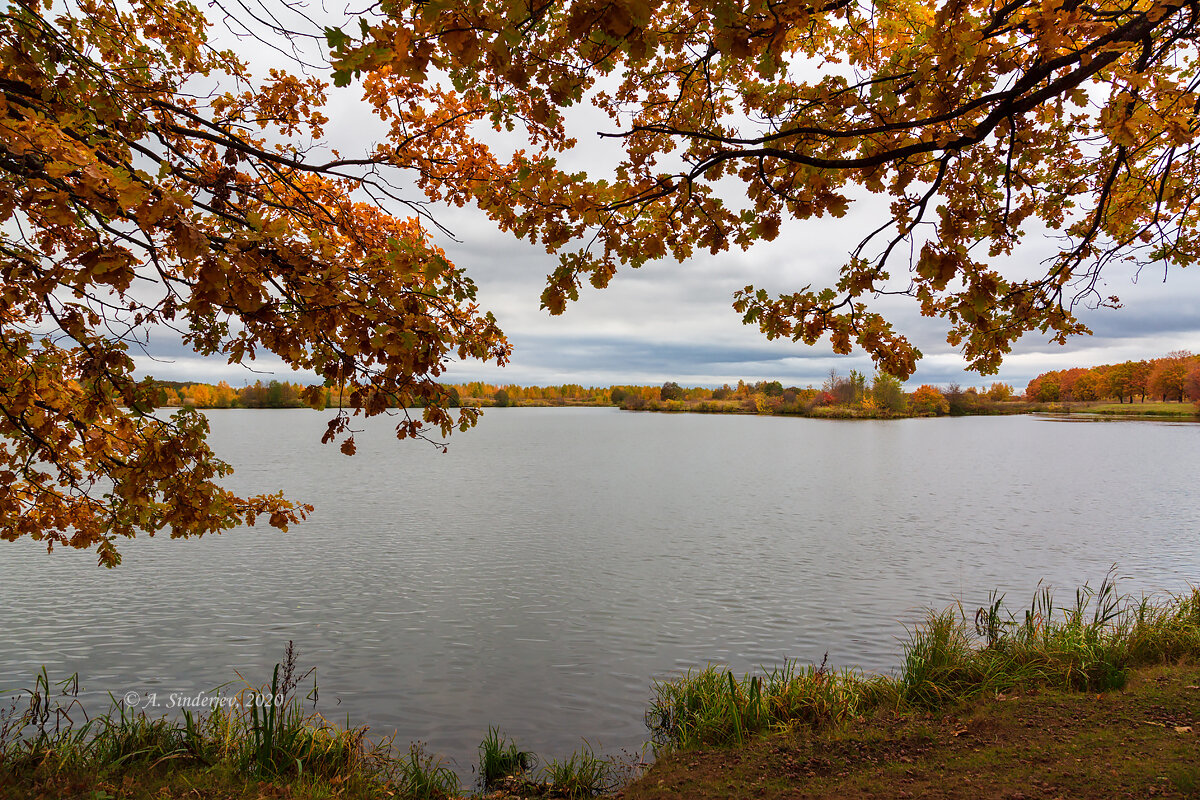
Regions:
[[2, 408, 1198, 776]]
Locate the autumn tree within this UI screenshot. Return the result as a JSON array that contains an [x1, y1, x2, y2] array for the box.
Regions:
[[1185, 364, 1200, 406], [332, 0, 1200, 381], [1070, 369, 1105, 401], [872, 372, 907, 413], [1105, 361, 1138, 403], [1026, 372, 1062, 402], [1130, 360, 1153, 402], [986, 382, 1014, 402], [660, 381, 685, 401], [1, 0, 508, 565], [910, 385, 950, 415], [1148, 350, 1195, 400]]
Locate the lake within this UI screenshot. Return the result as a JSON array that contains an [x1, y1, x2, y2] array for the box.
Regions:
[[2, 408, 1198, 777]]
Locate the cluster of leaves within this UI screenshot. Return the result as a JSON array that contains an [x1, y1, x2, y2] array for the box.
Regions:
[[0, 0, 508, 564], [330, 0, 1200, 378], [1025, 349, 1199, 402]]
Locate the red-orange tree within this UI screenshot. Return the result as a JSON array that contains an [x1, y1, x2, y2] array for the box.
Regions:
[[910, 384, 950, 415], [331, 0, 1200, 378], [1147, 350, 1196, 400], [1, 0, 508, 565]]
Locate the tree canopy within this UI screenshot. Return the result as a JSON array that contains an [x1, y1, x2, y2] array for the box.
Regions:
[[6, 0, 1199, 563], [329, 0, 1200, 377], [0, 0, 508, 564]]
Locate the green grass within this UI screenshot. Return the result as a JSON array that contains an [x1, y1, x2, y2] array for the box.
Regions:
[[645, 657, 892, 749], [1083, 401, 1199, 416], [478, 726, 535, 790], [647, 571, 1200, 751], [539, 744, 618, 797]]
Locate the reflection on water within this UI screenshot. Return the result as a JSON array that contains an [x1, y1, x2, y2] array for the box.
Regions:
[[2, 408, 1198, 773]]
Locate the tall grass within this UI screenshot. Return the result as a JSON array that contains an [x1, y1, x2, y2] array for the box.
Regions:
[[648, 574, 1200, 750], [477, 725, 535, 790], [540, 743, 618, 797], [645, 655, 890, 749], [0, 642, 460, 799]]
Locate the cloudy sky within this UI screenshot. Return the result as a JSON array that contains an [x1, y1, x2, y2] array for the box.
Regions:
[[132, 19, 1200, 393]]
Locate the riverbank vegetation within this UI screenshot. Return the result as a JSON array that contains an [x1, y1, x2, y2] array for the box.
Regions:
[[4, 578, 1198, 799], [148, 373, 1026, 420], [146, 349, 1200, 421], [623, 660, 1200, 800], [646, 575, 1199, 750]]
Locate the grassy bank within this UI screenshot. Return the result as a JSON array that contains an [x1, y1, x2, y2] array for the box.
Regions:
[[644, 575, 1199, 750], [630, 575, 1200, 799], [1081, 401, 1200, 417], [624, 660, 1200, 800], [4, 577, 1199, 799]]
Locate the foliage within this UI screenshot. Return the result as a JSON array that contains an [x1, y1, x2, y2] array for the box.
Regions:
[[329, 0, 1200, 380], [1188, 366, 1200, 409], [659, 381, 685, 401], [0, 0, 509, 565], [910, 385, 950, 415], [1026, 351, 1199, 403], [871, 373, 907, 413], [986, 383, 1015, 402], [11, 0, 1200, 561], [1147, 350, 1195, 401]]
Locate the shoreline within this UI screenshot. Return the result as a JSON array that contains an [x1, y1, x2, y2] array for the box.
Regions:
[[4, 581, 1199, 799]]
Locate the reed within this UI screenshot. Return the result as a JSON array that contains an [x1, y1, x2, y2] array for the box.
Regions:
[[539, 743, 617, 798], [645, 655, 890, 749], [477, 726, 535, 790], [392, 742, 460, 800]]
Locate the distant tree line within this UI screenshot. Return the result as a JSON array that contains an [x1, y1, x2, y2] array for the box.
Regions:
[[149, 374, 1027, 418], [146, 351, 1200, 420], [151, 380, 323, 410], [1024, 351, 1200, 404]]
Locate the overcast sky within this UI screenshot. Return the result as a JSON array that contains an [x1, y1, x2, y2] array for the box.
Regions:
[[131, 18, 1200, 393]]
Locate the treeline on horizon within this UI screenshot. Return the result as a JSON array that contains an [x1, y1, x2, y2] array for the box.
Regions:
[[148, 374, 1019, 418], [1024, 350, 1200, 404], [148, 348, 1200, 415]]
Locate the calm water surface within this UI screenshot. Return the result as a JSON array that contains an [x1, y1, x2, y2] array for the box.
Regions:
[[2, 409, 1198, 774]]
